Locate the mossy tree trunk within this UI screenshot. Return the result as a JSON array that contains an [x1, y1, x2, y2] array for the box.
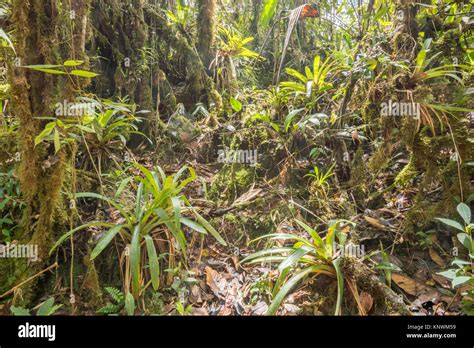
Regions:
[[196, 0, 217, 70], [6, 0, 90, 304]]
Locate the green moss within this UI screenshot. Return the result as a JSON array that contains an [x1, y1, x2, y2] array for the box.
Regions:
[[368, 144, 391, 173], [348, 147, 368, 207], [81, 260, 103, 307], [0, 83, 10, 97], [394, 155, 418, 187], [210, 165, 255, 203]]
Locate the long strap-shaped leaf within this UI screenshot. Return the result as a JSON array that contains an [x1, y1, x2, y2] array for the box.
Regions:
[[144, 235, 160, 291], [332, 257, 344, 316], [90, 224, 124, 261], [49, 222, 116, 256], [267, 264, 332, 315], [130, 225, 141, 298]]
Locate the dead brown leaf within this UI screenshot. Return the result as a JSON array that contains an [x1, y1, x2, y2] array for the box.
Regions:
[[363, 216, 386, 230], [428, 248, 446, 268], [190, 285, 203, 304], [190, 307, 209, 316], [432, 274, 451, 289], [392, 273, 429, 296], [205, 266, 227, 299], [360, 291, 374, 314]]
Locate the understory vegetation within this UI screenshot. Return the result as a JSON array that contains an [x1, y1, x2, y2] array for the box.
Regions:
[[0, 0, 473, 316]]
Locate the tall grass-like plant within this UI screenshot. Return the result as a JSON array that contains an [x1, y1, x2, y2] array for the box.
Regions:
[[243, 219, 355, 315], [50, 163, 226, 299]]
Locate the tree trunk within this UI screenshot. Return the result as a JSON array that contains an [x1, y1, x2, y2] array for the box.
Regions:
[[196, 0, 217, 70], [5, 0, 90, 305]]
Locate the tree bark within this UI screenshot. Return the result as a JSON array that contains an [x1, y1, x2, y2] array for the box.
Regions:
[[196, 0, 217, 70], [5, 0, 90, 304]]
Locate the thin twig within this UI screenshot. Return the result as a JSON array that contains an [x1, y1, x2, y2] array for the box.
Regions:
[[0, 262, 59, 299]]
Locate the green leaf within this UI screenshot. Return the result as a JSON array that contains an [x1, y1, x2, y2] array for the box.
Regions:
[[171, 196, 182, 231], [457, 203, 471, 225], [272, 266, 290, 297], [11, 306, 31, 316], [294, 219, 325, 253], [135, 182, 144, 220], [367, 58, 378, 70], [267, 265, 327, 315], [32, 68, 66, 75], [284, 108, 305, 132], [250, 233, 313, 246], [333, 257, 344, 315], [278, 245, 312, 271], [452, 276, 471, 288], [75, 192, 132, 225], [260, 0, 278, 29], [241, 248, 292, 263], [243, 255, 288, 264], [230, 97, 243, 112], [49, 221, 115, 256], [375, 261, 402, 272], [115, 177, 134, 198], [416, 48, 426, 70], [130, 225, 141, 298], [22, 64, 62, 69], [144, 235, 160, 291], [125, 292, 135, 316], [155, 208, 188, 258], [457, 233, 472, 250], [37, 297, 62, 316], [91, 225, 123, 260], [34, 122, 56, 147], [373, 5, 389, 21], [63, 60, 84, 67], [104, 287, 124, 304], [437, 269, 457, 280], [191, 208, 227, 246], [181, 217, 207, 234], [53, 128, 60, 154], [436, 218, 465, 232], [285, 68, 308, 83], [69, 70, 98, 78], [325, 221, 339, 257], [0, 28, 15, 53]]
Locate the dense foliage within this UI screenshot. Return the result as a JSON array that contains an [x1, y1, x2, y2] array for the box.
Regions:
[[0, 0, 472, 316]]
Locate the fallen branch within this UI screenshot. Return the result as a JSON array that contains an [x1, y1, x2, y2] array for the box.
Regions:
[[0, 262, 59, 299]]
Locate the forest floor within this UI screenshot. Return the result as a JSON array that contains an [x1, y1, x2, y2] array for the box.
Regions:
[[97, 124, 467, 317]]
